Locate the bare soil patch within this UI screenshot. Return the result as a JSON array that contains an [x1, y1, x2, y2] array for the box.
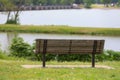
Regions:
[[21, 65, 114, 69]]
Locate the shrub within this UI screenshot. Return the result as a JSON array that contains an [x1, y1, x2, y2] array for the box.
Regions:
[[10, 36, 34, 58], [9, 36, 120, 61], [0, 45, 9, 59], [34, 53, 57, 61], [0, 50, 5, 59], [6, 19, 18, 24], [34, 50, 120, 62], [57, 54, 91, 62], [117, 0, 120, 7], [6, 16, 19, 24], [106, 50, 120, 61], [83, 0, 93, 8]]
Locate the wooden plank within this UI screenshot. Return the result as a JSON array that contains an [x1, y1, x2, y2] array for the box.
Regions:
[[35, 39, 105, 68], [35, 39, 105, 54], [98, 40, 105, 53], [44, 40, 70, 47], [37, 40, 70, 54], [35, 40, 41, 53]]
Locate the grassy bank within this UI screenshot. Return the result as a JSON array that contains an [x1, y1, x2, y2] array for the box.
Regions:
[[0, 24, 120, 36], [79, 4, 120, 9], [0, 59, 120, 80]]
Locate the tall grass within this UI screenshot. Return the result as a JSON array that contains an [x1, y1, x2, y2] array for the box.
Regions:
[[1, 24, 120, 36]]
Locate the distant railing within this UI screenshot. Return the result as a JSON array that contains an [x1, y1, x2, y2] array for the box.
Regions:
[[20, 5, 80, 11], [0, 5, 80, 11]]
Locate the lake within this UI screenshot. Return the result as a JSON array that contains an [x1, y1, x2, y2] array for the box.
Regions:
[[0, 9, 120, 28], [0, 9, 120, 52], [0, 33, 120, 52]]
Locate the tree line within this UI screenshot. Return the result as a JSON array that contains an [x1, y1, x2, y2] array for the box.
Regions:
[[0, 0, 120, 6]]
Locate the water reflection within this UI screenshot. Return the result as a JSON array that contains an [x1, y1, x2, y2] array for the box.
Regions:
[[0, 33, 120, 51]]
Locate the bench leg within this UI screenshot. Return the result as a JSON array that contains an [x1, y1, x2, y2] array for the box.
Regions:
[[42, 53, 46, 68], [92, 40, 97, 68], [92, 53, 95, 68], [42, 40, 47, 68]]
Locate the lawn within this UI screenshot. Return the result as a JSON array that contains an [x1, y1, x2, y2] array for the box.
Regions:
[[0, 59, 120, 80]]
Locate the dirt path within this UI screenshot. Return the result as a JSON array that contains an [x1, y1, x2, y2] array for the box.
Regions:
[[21, 65, 114, 69]]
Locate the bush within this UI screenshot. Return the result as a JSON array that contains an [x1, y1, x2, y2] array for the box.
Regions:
[[36, 50, 120, 62], [6, 19, 17, 24], [83, 0, 93, 8], [57, 54, 91, 62], [10, 36, 34, 58], [34, 53, 57, 61], [6, 15, 19, 24], [34, 50, 120, 62], [9, 36, 120, 61], [0, 50, 6, 59], [0, 45, 9, 59], [117, 0, 120, 7], [106, 50, 120, 61]]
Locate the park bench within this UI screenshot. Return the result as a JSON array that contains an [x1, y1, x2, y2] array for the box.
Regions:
[[35, 39, 105, 68]]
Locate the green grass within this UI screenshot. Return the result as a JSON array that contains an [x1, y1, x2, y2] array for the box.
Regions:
[[1, 24, 120, 36], [91, 4, 105, 9], [0, 59, 120, 80], [79, 4, 120, 9]]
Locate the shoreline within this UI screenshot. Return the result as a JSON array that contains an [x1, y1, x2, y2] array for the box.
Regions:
[[0, 24, 120, 36]]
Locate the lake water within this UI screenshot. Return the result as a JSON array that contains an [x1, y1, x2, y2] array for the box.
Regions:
[[0, 9, 120, 52], [0, 9, 120, 28], [0, 33, 120, 52]]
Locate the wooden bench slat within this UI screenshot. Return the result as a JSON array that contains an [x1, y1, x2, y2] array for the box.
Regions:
[[35, 39, 105, 68], [35, 39, 104, 54]]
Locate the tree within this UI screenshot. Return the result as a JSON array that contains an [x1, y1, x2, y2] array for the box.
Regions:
[[0, 0, 14, 23], [66, 0, 74, 5], [24, 0, 33, 6], [74, 0, 84, 4], [56, 0, 62, 5], [83, 0, 93, 8], [0, 0, 23, 24], [117, 0, 120, 7], [12, 0, 24, 24], [101, 0, 112, 7]]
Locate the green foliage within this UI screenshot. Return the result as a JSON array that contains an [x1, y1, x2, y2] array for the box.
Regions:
[[101, 0, 112, 7], [0, 0, 21, 24], [0, 44, 10, 60], [6, 35, 120, 61], [0, 0, 14, 10], [0, 49, 6, 59], [23, 0, 75, 5], [6, 19, 18, 24], [10, 36, 34, 58], [35, 53, 57, 61], [35, 50, 120, 62], [83, 0, 93, 8], [57, 54, 91, 62], [5, 12, 20, 24], [106, 50, 120, 61], [117, 0, 120, 7]]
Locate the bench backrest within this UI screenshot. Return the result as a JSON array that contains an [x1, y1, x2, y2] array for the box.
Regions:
[[35, 39, 105, 54]]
